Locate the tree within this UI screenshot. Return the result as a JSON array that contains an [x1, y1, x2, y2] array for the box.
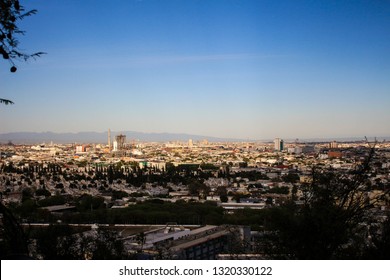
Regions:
[[136, 232, 146, 253], [188, 180, 210, 199], [1, 0, 45, 104], [0, 98, 14, 105], [216, 186, 229, 202], [0, 200, 30, 258], [34, 225, 126, 259], [34, 224, 77, 259], [76, 194, 105, 212], [88, 229, 126, 260], [282, 172, 300, 184], [258, 142, 390, 259], [1, 0, 44, 71]]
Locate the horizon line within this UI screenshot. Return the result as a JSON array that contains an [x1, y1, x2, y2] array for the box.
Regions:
[[0, 130, 387, 143]]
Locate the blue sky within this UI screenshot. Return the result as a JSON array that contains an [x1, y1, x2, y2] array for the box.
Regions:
[[1, 0, 389, 140]]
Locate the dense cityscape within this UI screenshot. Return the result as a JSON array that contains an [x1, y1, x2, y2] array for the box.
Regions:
[[1, 0, 390, 270], [1, 133, 389, 259]]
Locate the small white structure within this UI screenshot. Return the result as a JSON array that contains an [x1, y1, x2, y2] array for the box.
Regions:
[[113, 140, 118, 152]]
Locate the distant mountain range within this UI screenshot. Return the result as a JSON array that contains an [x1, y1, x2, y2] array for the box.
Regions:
[[0, 131, 248, 144], [0, 131, 387, 145]]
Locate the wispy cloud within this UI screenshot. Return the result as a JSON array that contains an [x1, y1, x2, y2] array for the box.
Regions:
[[30, 50, 286, 71], [124, 53, 284, 66]]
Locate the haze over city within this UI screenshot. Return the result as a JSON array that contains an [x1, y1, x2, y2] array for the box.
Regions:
[[1, 0, 390, 140]]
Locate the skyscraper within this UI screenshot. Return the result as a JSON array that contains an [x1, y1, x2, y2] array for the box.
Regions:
[[115, 134, 126, 151], [108, 129, 111, 151], [274, 138, 284, 151]]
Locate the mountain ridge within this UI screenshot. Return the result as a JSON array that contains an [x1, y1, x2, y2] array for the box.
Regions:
[[0, 131, 388, 144], [0, 131, 247, 144]]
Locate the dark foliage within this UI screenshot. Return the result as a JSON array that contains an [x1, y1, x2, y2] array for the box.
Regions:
[[1, 0, 45, 71], [1, 0, 45, 105], [33, 224, 126, 259], [0, 201, 29, 258], [258, 144, 390, 259]]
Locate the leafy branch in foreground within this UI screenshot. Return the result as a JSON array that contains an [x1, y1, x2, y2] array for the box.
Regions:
[[0, 98, 14, 105], [1, 0, 45, 72], [1, 0, 45, 105]]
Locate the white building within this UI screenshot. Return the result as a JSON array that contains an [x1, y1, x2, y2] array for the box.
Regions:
[[113, 140, 118, 152], [274, 138, 284, 151]]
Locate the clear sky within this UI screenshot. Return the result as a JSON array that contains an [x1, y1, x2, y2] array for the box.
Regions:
[[1, 0, 389, 140]]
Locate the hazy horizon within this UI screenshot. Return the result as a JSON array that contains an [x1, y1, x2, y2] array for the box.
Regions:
[[0, 130, 386, 144], [1, 0, 389, 139]]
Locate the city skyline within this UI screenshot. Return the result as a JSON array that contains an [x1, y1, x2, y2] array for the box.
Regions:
[[1, 0, 390, 140]]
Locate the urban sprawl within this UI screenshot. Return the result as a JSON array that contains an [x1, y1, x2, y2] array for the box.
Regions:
[[1, 133, 390, 260]]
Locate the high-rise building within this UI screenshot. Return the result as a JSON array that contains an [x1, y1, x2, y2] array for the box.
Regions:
[[115, 134, 126, 151], [108, 129, 111, 151], [113, 140, 118, 152], [274, 138, 284, 151], [330, 141, 338, 149]]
